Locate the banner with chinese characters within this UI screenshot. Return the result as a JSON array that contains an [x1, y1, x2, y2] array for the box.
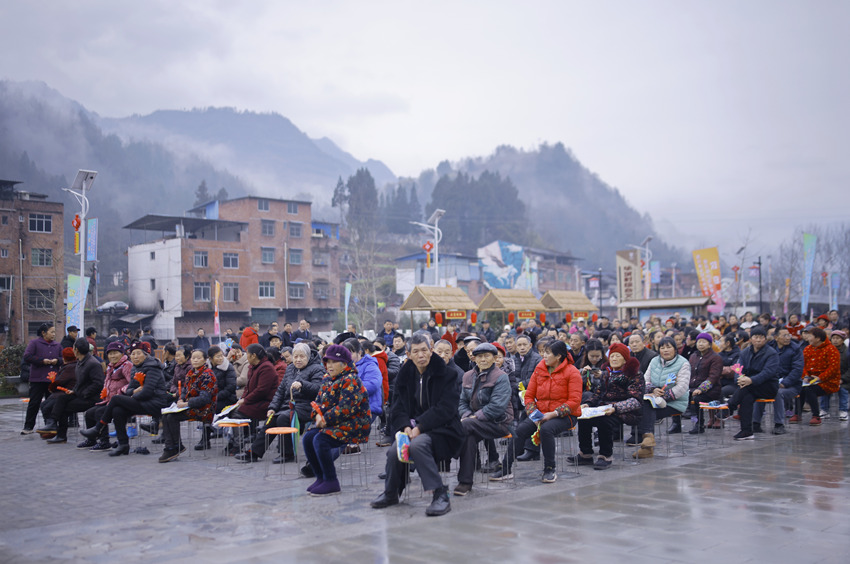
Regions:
[[616, 250, 642, 303], [214, 280, 221, 336], [66, 274, 91, 330], [692, 247, 725, 313], [86, 218, 98, 261], [800, 233, 817, 316]]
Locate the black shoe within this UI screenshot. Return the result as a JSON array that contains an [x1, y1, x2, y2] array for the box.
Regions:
[[21, 428, 34, 435], [76, 438, 97, 449], [479, 460, 502, 473], [80, 425, 102, 439], [733, 430, 754, 441], [516, 450, 540, 462], [688, 425, 705, 435], [36, 422, 58, 435], [593, 457, 612, 471], [272, 454, 295, 464], [566, 454, 594, 465], [159, 447, 180, 463], [542, 467, 557, 483], [752, 423, 764, 434], [425, 485, 451, 516], [376, 436, 393, 447], [667, 421, 682, 434], [625, 434, 643, 446], [46, 435, 67, 444], [300, 464, 315, 478], [108, 444, 130, 457], [151, 436, 165, 444], [371, 491, 400, 509], [773, 425, 787, 435], [377, 471, 387, 480], [140, 422, 160, 434], [235, 452, 260, 463], [489, 468, 514, 481], [90, 441, 111, 452], [194, 440, 211, 451]]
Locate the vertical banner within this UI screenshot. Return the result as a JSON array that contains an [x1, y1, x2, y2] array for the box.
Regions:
[[692, 247, 725, 313], [783, 278, 791, 314], [800, 233, 817, 317], [650, 261, 661, 284], [214, 280, 221, 336], [86, 218, 98, 261], [344, 282, 352, 328], [616, 250, 642, 303], [830, 273, 840, 311], [66, 274, 91, 330]]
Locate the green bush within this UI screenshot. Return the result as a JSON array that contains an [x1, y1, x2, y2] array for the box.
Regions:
[[0, 344, 25, 395]]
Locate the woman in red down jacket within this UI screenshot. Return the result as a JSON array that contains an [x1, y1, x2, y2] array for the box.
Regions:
[[491, 340, 581, 484]]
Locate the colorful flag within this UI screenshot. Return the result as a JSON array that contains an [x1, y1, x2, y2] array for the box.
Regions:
[[800, 233, 817, 316], [214, 280, 221, 336], [692, 247, 725, 313]]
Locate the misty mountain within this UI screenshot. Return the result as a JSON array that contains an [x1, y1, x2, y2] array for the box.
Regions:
[[99, 108, 396, 200], [412, 143, 685, 270]]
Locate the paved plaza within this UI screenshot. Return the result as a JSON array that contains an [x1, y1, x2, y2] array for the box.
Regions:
[[1, 397, 848, 563]]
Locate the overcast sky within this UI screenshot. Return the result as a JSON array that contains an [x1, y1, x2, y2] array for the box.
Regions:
[[2, 1, 848, 263]]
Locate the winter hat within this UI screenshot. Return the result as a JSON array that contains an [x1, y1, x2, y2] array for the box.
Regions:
[[831, 330, 846, 339], [66, 325, 79, 333], [750, 326, 767, 338], [128, 341, 150, 354], [105, 341, 125, 355], [472, 343, 498, 356], [323, 344, 353, 365], [696, 332, 713, 343], [62, 347, 76, 363], [490, 342, 506, 356], [608, 342, 631, 361]]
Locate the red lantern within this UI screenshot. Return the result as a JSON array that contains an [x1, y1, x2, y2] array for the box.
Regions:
[[508, 312, 515, 324], [470, 312, 478, 324], [540, 313, 546, 325], [592, 313, 599, 323], [435, 312, 443, 326], [565, 313, 572, 323]]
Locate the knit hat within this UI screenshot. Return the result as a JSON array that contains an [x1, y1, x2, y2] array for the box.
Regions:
[[831, 330, 846, 339], [322, 344, 353, 365], [696, 332, 713, 343], [490, 342, 506, 356], [472, 343, 498, 356], [128, 341, 150, 354], [750, 326, 767, 337], [105, 341, 125, 355], [608, 342, 631, 361], [817, 314, 829, 323], [62, 347, 76, 363]]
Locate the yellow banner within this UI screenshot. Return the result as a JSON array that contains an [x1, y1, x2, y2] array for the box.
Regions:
[[692, 247, 722, 298]]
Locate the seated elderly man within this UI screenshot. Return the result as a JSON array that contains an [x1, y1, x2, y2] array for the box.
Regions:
[[453, 343, 513, 496]]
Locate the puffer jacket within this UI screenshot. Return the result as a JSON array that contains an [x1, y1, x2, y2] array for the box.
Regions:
[[356, 354, 383, 416], [73, 354, 105, 404], [99, 355, 133, 405], [268, 349, 326, 420], [524, 357, 582, 418], [459, 365, 513, 426], [688, 349, 723, 400], [211, 357, 238, 410], [586, 357, 643, 426], [123, 355, 171, 415]]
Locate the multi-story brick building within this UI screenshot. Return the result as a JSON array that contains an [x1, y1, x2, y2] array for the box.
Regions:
[[124, 197, 340, 342], [0, 180, 65, 345]]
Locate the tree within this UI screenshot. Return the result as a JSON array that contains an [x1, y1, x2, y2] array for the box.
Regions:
[[215, 187, 229, 201], [194, 180, 211, 206], [408, 184, 422, 224]]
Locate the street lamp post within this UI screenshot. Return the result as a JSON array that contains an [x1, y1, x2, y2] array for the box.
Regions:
[[754, 256, 763, 314], [411, 209, 445, 286], [63, 170, 97, 332]]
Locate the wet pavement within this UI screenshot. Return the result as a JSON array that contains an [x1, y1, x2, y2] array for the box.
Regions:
[[0, 397, 848, 563]]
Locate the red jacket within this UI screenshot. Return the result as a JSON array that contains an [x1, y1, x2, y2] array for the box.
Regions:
[[525, 357, 582, 418], [239, 359, 278, 419], [804, 340, 841, 394], [240, 327, 259, 349], [371, 350, 390, 403]]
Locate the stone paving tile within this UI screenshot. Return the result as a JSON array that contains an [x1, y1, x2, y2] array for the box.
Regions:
[[1, 398, 849, 563]]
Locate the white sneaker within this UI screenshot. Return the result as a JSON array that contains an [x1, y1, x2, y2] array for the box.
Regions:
[[839, 411, 848, 421], [820, 412, 831, 419]]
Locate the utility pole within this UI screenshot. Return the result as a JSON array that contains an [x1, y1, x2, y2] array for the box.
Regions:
[[755, 256, 763, 314]]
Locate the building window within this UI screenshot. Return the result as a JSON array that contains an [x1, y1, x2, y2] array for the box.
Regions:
[[313, 284, 330, 300], [0, 275, 12, 291], [289, 284, 305, 300], [0, 249, 7, 259], [150, 251, 156, 260], [261, 220, 275, 236], [289, 222, 302, 238], [194, 282, 211, 302], [1, 215, 7, 225], [27, 289, 55, 310], [289, 249, 302, 265], [150, 279, 156, 291], [313, 252, 329, 266], [223, 252, 239, 269], [31, 248, 53, 267], [261, 247, 275, 264], [259, 281, 275, 299], [27, 321, 45, 337], [28, 213, 52, 233], [194, 251, 208, 268], [287, 202, 298, 214], [222, 282, 239, 302], [258, 198, 270, 211]]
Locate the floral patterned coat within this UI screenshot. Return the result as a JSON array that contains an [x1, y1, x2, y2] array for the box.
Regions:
[[310, 367, 371, 444], [586, 357, 644, 426], [181, 366, 218, 423]]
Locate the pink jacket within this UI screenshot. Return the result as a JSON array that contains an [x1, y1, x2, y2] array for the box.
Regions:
[[97, 355, 133, 404]]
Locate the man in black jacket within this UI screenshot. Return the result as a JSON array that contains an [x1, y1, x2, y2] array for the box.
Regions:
[[39, 338, 104, 444], [727, 326, 780, 440], [628, 331, 657, 374], [511, 334, 542, 460], [371, 334, 463, 517]]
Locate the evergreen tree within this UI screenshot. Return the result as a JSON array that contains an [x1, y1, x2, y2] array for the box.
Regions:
[[194, 180, 211, 206], [215, 187, 229, 201], [408, 183, 422, 224]]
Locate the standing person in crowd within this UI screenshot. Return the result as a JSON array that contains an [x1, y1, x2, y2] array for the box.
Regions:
[[371, 334, 463, 517], [193, 328, 211, 353], [80, 342, 171, 456], [80, 341, 133, 451], [158, 349, 218, 463], [684, 333, 723, 435], [293, 319, 312, 342], [21, 323, 63, 434], [511, 334, 543, 460], [105, 328, 121, 347], [85, 327, 100, 361], [302, 344, 371, 497], [454, 343, 513, 495], [140, 327, 158, 351], [570, 343, 642, 470], [279, 322, 294, 347], [798, 327, 841, 425], [727, 326, 780, 440], [259, 322, 279, 348], [391, 334, 408, 364], [757, 327, 803, 434], [427, 318, 440, 342], [60, 325, 79, 349], [632, 336, 691, 458], [37, 339, 104, 444], [491, 340, 581, 483], [478, 320, 495, 343], [240, 322, 260, 349]]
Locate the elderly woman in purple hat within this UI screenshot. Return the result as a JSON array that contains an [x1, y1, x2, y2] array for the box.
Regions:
[[301, 344, 371, 497]]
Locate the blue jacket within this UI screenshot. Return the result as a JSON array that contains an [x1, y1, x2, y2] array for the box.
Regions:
[[739, 343, 780, 386], [770, 340, 804, 391], [356, 354, 383, 416]]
